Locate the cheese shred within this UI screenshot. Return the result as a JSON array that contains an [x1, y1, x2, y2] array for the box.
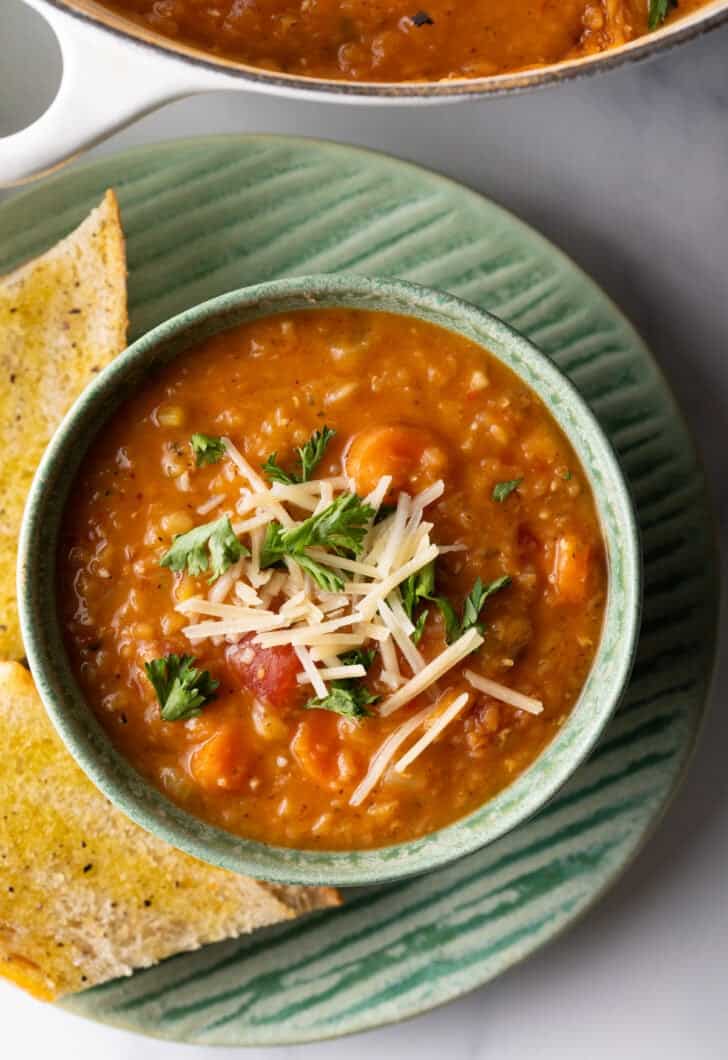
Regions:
[[464, 670, 543, 715]]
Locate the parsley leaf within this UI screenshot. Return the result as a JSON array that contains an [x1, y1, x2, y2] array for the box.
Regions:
[[286, 493, 375, 556], [402, 559, 511, 645], [561, 469, 572, 481], [303, 645, 379, 718], [161, 516, 248, 582], [401, 560, 436, 621], [648, 0, 677, 29], [492, 478, 523, 503], [303, 682, 379, 718], [261, 493, 374, 587], [293, 552, 345, 593], [190, 433, 226, 467], [145, 654, 219, 721], [339, 648, 377, 669], [262, 426, 336, 485], [430, 595, 461, 642], [261, 453, 296, 486], [411, 609, 429, 645], [461, 575, 512, 636], [298, 425, 336, 482]]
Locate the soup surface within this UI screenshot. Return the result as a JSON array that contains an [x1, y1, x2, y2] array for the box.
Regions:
[[59, 309, 607, 850], [100, 0, 706, 82]]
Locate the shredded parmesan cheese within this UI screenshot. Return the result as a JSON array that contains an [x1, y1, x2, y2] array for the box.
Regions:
[[410, 479, 444, 515], [182, 614, 289, 641], [232, 512, 275, 535], [222, 437, 267, 493], [379, 632, 403, 689], [386, 591, 415, 637], [176, 455, 480, 741], [377, 492, 411, 577], [294, 645, 328, 698], [255, 613, 359, 647], [355, 544, 439, 621], [305, 548, 380, 578], [234, 582, 263, 607], [349, 699, 440, 807], [177, 598, 268, 619], [259, 571, 288, 606], [394, 692, 470, 773], [223, 437, 293, 527], [377, 599, 425, 675], [297, 664, 366, 684], [464, 670, 543, 715], [197, 493, 226, 516], [207, 558, 246, 604], [365, 475, 393, 516], [378, 628, 483, 716]]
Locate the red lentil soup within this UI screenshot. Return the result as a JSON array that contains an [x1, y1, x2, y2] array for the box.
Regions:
[[58, 309, 607, 851], [100, 0, 707, 82]]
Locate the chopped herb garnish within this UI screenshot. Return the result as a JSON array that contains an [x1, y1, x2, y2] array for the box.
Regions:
[[261, 493, 374, 590], [492, 478, 523, 503], [561, 469, 572, 481], [293, 552, 346, 593], [339, 647, 377, 670], [299, 425, 336, 482], [411, 10, 434, 24], [303, 682, 379, 719], [431, 577, 512, 644], [262, 425, 336, 485], [161, 515, 248, 582], [401, 560, 436, 622], [648, 0, 677, 29], [145, 653, 219, 722], [262, 454, 295, 486], [411, 609, 429, 645], [460, 575, 512, 636], [402, 559, 511, 645], [190, 433, 226, 467], [430, 595, 460, 643], [303, 642, 379, 718]]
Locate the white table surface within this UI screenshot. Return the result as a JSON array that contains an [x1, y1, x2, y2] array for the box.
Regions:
[[2, 3, 727, 1057]]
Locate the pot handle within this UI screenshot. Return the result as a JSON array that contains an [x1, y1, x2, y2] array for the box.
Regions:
[[0, 0, 222, 188]]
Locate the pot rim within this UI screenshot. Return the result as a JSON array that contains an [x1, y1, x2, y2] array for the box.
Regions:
[[39, 0, 728, 99]]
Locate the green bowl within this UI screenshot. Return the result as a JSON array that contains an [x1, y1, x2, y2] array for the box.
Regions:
[[18, 274, 641, 887]]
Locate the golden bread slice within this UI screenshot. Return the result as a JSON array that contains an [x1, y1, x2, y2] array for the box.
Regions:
[[0, 662, 340, 1001], [0, 191, 128, 660]]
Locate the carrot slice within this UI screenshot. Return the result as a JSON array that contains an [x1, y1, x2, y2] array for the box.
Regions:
[[553, 534, 590, 603], [190, 723, 250, 793], [345, 425, 448, 501]]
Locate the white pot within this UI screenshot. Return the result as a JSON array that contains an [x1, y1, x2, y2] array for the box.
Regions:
[[2, 0, 727, 188]]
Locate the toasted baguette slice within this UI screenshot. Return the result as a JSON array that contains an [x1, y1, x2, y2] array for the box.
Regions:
[[0, 662, 339, 1001], [0, 191, 128, 660]]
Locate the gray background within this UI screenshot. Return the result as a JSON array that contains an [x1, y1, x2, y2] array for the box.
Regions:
[[1, 2, 726, 1056]]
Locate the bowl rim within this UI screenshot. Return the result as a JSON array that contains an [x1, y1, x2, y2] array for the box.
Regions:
[[18, 273, 642, 886], [42, 0, 728, 99]]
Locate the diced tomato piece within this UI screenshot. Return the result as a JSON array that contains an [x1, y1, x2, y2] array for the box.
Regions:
[[291, 712, 342, 787], [552, 534, 591, 603], [345, 424, 449, 502], [225, 637, 303, 710], [190, 722, 250, 793]]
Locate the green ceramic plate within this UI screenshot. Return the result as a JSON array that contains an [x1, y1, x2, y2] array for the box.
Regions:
[[0, 135, 717, 1045]]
